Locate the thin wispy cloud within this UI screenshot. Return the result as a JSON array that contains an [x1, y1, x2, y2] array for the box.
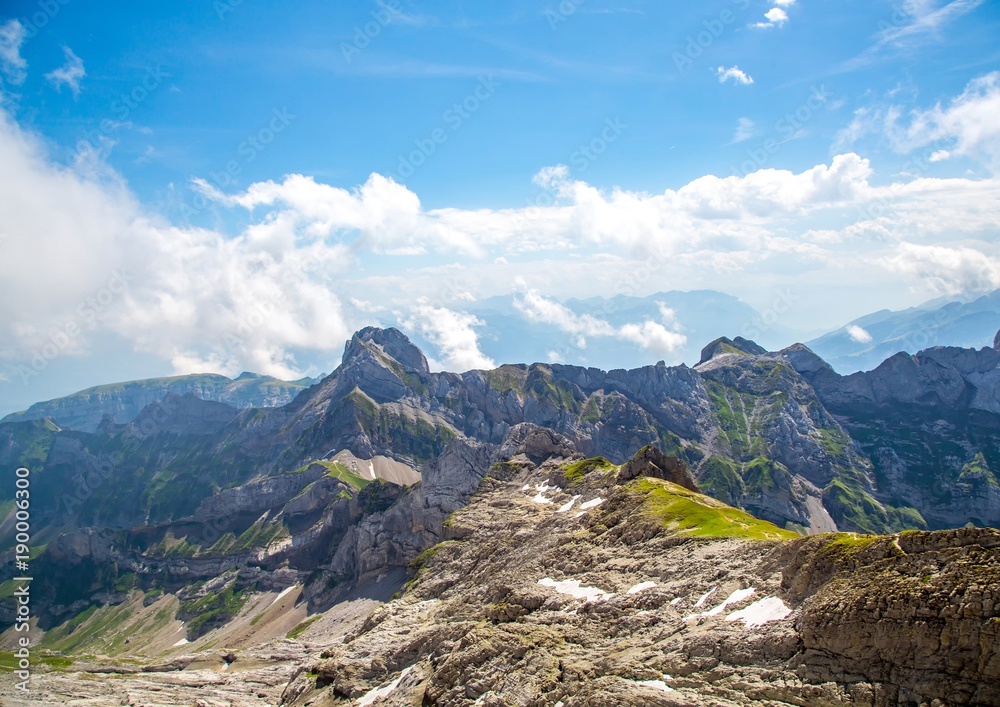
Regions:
[[731, 117, 757, 143], [0, 19, 27, 86], [717, 65, 754, 86], [45, 46, 86, 98], [840, 0, 985, 71]]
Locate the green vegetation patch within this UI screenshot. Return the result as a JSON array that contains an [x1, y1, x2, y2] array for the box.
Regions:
[[697, 456, 745, 503], [634, 478, 798, 541], [178, 584, 251, 639], [562, 456, 616, 483], [287, 615, 321, 639], [317, 460, 372, 490]]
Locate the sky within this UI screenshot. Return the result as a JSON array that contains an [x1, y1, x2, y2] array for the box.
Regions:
[[1, 0, 999, 414]]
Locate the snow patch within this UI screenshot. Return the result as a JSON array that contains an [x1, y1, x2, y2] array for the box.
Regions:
[[269, 585, 297, 606], [626, 581, 657, 595], [529, 483, 558, 504], [726, 596, 792, 627], [538, 577, 615, 603], [172, 637, 189, 647], [357, 665, 416, 706], [367, 461, 376, 480], [636, 679, 674, 692], [685, 587, 755, 620], [572, 511, 586, 518], [669, 597, 682, 605], [694, 587, 717, 607], [579, 497, 604, 510], [556, 495, 581, 513]]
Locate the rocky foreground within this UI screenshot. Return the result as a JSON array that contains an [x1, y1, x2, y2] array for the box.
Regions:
[[8, 430, 996, 706]]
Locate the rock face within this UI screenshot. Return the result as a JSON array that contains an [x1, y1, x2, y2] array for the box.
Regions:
[[4, 327, 1000, 639], [616, 444, 699, 491], [282, 448, 1000, 707], [787, 342, 1000, 529], [1, 371, 321, 432]]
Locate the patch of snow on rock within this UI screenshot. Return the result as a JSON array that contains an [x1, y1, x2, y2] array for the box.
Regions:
[[694, 587, 717, 607], [726, 596, 792, 627], [357, 665, 416, 706], [636, 679, 674, 692], [626, 581, 657, 595], [538, 577, 614, 602], [579, 497, 604, 510], [685, 587, 755, 619], [556, 495, 581, 513]]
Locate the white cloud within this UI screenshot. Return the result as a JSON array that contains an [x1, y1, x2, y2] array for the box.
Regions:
[[45, 46, 86, 98], [0, 20, 27, 87], [843, 0, 984, 70], [619, 321, 687, 356], [402, 302, 495, 371], [880, 243, 1000, 295], [0, 106, 351, 381], [846, 325, 873, 343], [732, 117, 757, 143], [752, 7, 789, 28], [835, 72, 1000, 173], [772, 0, 796, 5], [717, 65, 754, 86], [2, 66, 1000, 386], [513, 287, 685, 355]]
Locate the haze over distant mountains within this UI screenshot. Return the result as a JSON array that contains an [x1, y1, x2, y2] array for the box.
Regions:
[[3, 289, 998, 424]]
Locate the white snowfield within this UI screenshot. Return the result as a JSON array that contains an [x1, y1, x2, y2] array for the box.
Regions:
[[726, 596, 793, 627], [694, 586, 717, 607], [626, 581, 657, 595], [685, 587, 756, 620], [579, 497, 604, 510], [357, 665, 416, 706], [556, 495, 581, 513], [528, 483, 559, 504], [538, 577, 615, 603], [636, 679, 675, 692]]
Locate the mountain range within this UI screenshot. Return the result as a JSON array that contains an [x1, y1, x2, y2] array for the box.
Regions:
[[1, 326, 998, 704]]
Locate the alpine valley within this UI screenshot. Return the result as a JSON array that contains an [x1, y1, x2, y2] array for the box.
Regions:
[[1, 327, 999, 706]]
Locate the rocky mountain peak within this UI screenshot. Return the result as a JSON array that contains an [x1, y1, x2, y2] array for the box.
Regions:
[[697, 335, 767, 365], [995, 328, 1000, 350], [342, 326, 430, 374], [616, 444, 699, 491]]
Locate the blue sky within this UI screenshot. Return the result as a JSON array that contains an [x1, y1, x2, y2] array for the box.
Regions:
[[1, 0, 999, 413]]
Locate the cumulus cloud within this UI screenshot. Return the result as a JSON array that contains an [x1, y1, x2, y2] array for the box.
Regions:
[[880, 243, 1000, 295], [717, 65, 754, 86], [0, 19, 27, 86], [45, 46, 85, 98], [402, 302, 495, 371], [836, 72, 1000, 172], [2, 66, 1000, 385], [752, 6, 790, 28], [513, 287, 615, 347], [0, 106, 351, 381], [513, 287, 685, 354], [846, 325, 873, 343], [619, 321, 687, 355]]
